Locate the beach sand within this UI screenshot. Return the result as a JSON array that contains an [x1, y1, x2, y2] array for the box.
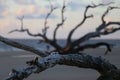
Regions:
[[0, 48, 120, 80]]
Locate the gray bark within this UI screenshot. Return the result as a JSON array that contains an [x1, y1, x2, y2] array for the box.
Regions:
[[5, 53, 119, 80]]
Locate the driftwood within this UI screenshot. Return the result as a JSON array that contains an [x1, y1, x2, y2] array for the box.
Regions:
[[0, 0, 120, 80], [5, 53, 120, 80]]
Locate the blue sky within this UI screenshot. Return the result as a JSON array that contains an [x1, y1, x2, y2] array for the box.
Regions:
[[0, 0, 120, 39]]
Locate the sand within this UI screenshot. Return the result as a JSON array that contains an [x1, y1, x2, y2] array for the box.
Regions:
[[0, 48, 120, 80]]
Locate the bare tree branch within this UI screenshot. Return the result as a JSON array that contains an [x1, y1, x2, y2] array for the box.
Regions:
[[43, 0, 57, 36], [5, 53, 117, 80], [9, 28, 62, 52], [53, 0, 66, 42], [74, 42, 112, 55], [70, 6, 120, 49], [107, 22, 120, 26], [102, 6, 120, 23], [18, 16, 24, 30], [9, 16, 62, 52], [71, 26, 119, 49], [0, 35, 47, 57], [9, 16, 44, 38], [9, 28, 44, 37], [97, 6, 120, 32], [67, 2, 113, 45], [102, 27, 120, 35]]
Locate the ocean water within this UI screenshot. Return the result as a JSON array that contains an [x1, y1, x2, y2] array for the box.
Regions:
[[0, 39, 120, 52]]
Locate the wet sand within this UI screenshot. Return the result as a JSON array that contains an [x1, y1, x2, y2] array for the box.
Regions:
[[0, 48, 120, 80]]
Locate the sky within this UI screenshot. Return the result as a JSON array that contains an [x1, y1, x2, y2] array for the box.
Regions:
[[0, 0, 120, 39]]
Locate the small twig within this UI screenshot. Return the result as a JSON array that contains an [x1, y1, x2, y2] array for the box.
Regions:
[[102, 27, 120, 35], [8, 16, 44, 38]]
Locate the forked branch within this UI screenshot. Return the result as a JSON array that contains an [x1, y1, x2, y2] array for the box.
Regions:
[[97, 6, 120, 31], [102, 27, 120, 35], [43, 0, 57, 36], [9, 16, 44, 38], [67, 2, 113, 44], [70, 6, 120, 49], [53, 0, 66, 42], [9, 16, 62, 51]]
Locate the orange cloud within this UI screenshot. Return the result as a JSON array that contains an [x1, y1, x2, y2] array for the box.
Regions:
[[39, 7, 49, 14], [16, 5, 40, 16], [16, 7, 26, 16], [1, 10, 9, 16], [28, 5, 37, 14]]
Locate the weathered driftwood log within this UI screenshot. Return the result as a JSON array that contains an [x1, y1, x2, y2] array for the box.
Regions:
[[5, 53, 120, 80]]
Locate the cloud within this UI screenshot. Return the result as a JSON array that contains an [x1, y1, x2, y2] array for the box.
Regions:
[[15, 5, 58, 19], [16, 4, 40, 16], [22, 14, 40, 19], [0, 0, 8, 4], [45, 2, 61, 9], [39, 7, 49, 14], [38, 13, 57, 19], [0, 16, 4, 18], [0, 5, 9, 18], [68, 2, 85, 11], [28, 5, 38, 13], [48, 13, 57, 19], [101, 0, 114, 4], [43, 0, 57, 2], [13, 0, 35, 5], [21, 13, 57, 19], [0, 5, 7, 13], [16, 7, 26, 16], [14, 0, 62, 19], [16, 8, 34, 19], [15, 8, 57, 19], [1, 10, 9, 16]]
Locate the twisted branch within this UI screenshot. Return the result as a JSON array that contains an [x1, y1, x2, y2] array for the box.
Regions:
[[67, 2, 113, 45], [71, 6, 120, 49], [5, 53, 117, 80], [74, 42, 113, 55]]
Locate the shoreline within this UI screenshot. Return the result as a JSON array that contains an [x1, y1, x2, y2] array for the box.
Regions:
[[0, 48, 120, 80]]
